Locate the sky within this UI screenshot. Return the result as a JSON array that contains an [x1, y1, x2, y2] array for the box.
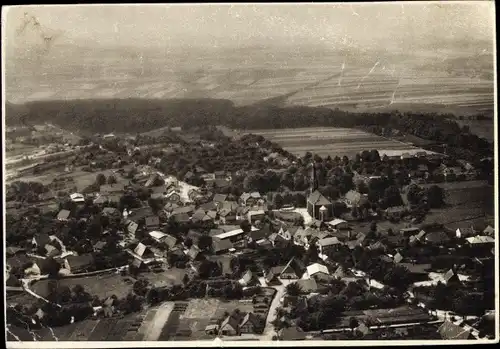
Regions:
[[3, 2, 495, 52]]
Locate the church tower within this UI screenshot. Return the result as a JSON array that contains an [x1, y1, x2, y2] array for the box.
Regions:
[[310, 162, 318, 194]]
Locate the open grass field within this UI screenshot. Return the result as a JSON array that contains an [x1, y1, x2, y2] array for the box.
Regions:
[[139, 268, 187, 288], [421, 180, 494, 229], [246, 127, 423, 158], [31, 273, 133, 300], [9, 167, 127, 192]]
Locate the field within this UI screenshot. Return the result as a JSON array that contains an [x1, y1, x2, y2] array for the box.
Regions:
[[158, 297, 266, 341], [6, 45, 494, 118], [421, 180, 494, 229], [30, 273, 133, 300], [8, 167, 127, 192], [139, 268, 188, 288], [7, 310, 151, 341], [245, 127, 424, 158]]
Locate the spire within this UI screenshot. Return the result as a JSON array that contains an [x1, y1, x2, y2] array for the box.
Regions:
[[310, 161, 318, 194]]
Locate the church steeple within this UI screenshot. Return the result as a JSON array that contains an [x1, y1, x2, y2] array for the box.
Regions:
[[310, 161, 318, 194]]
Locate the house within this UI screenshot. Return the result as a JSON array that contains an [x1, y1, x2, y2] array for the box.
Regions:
[[294, 278, 319, 293], [327, 218, 349, 230], [424, 231, 451, 245], [409, 230, 427, 245], [171, 212, 191, 223], [57, 209, 71, 221], [191, 209, 208, 222], [219, 209, 237, 224], [93, 240, 107, 253], [201, 201, 218, 212], [133, 242, 155, 260], [165, 190, 181, 204], [187, 245, 201, 260], [393, 252, 404, 264], [239, 312, 261, 334], [170, 205, 195, 217], [437, 319, 474, 340], [385, 206, 406, 220], [345, 190, 362, 207], [268, 233, 288, 248], [125, 220, 139, 240], [277, 226, 293, 241], [219, 315, 240, 336], [240, 192, 262, 206], [400, 227, 421, 237], [70, 193, 85, 203], [278, 257, 306, 279], [455, 227, 475, 239], [443, 269, 462, 286], [212, 237, 234, 254], [6, 274, 22, 287], [238, 270, 254, 286], [187, 230, 203, 246], [399, 263, 432, 282], [102, 297, 116, 318], [64, 254, 95, 274], [145, 174, 161, 187], [316, 237, 343, 254], [44, 244, 60, 258], [355, 322, 372, 337], [483, 225, 495, 236], [278, 326, 306, 340], [144, 215, 160, 230], [293, 228, 310, 246], [213, 193, 228, 206], [307, 190, 333, 221], [102, 207, 120, 217], [306, 263, 330, 280], [368, 241, 387, 252], [205, 324, 219, 335], [332, 265, 348, 279], [265, 269, 279, 285], [247, 228, 268, 243], [6, 247, 26, 257], [100, 183, 125, 195], [32, 233, 52, 248], [247, 210, 265, 224]]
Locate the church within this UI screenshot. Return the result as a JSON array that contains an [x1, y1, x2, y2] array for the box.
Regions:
[[306, 162, 333, 221]]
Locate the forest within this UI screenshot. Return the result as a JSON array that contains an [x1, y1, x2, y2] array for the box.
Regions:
[[6, 98, 493, 163]]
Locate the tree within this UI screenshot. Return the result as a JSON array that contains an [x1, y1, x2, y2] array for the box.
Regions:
[[349, 317, 359, 332], [198, 235, 213, 251], [184, 237, 193, 249], [240, 220, 252, 233], [426, 185, 445, 208], [96, 174, 106, 186], [107, 175, 117, 185], [370, 221, 377, 233], [407, 184, 423, 205], [285, 282, 302, 297], [182, 274, 190, 285]]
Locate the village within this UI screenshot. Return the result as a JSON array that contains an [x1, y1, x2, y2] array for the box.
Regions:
[[5, 125, 496, 342]]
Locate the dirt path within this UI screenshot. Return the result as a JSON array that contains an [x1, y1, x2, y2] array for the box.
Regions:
[[143, 302, 175, 341]]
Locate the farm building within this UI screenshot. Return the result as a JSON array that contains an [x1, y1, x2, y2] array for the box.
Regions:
[[327, 218, 349, 230], [316, 237, 343, 254], [437, 319, 474, 340], [247, 210, 266, 223], [306, 263, 330, 281], [219, 316, 240, 336], [64, 254, 95, 274], [57, 209, 71, 221]]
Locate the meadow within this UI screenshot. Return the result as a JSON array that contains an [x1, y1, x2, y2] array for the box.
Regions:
[[246, 127, 422, 158]]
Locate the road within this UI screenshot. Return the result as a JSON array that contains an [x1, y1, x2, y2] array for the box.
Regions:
[[260, 277, 292, 341], [143, 302, 175, 341]]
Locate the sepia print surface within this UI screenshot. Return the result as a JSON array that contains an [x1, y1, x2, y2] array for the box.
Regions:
[[2, 2, 497, 347]]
